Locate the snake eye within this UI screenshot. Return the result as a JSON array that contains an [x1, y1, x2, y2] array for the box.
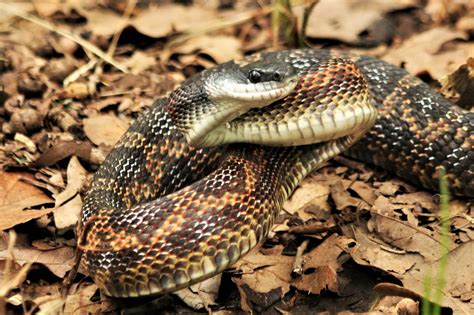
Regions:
[[272, 72, 281, 82], [248, 70, 262, 83]]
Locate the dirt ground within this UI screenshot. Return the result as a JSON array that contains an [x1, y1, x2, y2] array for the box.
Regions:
[[0, 0, 473, 314]]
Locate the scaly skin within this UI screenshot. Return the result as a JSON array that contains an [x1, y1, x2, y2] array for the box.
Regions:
[[79, 49, 472, 298]]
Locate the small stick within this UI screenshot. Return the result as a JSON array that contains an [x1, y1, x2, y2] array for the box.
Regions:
[[289, 222, 335, 234], [292, 239, 309, 275]]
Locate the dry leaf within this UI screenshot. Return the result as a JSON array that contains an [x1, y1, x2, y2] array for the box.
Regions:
[[330, 181, 370, 211], [0, 172, 54, 231], [37, 283, 99, 314], [83, 115, 129, 147], [165, 35, 242, 64], [284, 177, 331, 221], [32, 140, 92, 167], [174, 274, 221, 310], [53, 194, 82, 230], [383, 27, 470, 79], [292, 234, 347, 294], [78, 7, 126, 36], [440, 57, 474, 108], [350, 181, 377, 205], [53, 156, 87, 207], [300, 0, 416, 43], [350, 225, 423, 274], [403, 241, 474, 314], [131, 5, 217, 38], [0, 245, 75, 278], [233, 246, 293, 295], [123, 51, 157, 75]]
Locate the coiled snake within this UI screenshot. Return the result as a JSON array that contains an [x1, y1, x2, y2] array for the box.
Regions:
[[78, 49, 473, 298]]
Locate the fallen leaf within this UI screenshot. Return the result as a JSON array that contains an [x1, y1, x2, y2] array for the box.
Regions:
[[53, 194, 82, 230], [164, 35, 242, 64], [0, 245, 75, 278], [292, 234, 347, 294], [123, 51, 157, 75], [440, 57, 474, 108], [83, 115, 129, 147], [284, 177, 331, 221], [32, 140, 92, 167], [131, 5, 217, 38], [53, 156, 87, 207], [330, 181, 370, 211], [350, 181, 377, 205], [0, 172, 54, 231], [376, 181, 402, 196], [78, 7, 127, 36], [350, 225, 423, 274], [233, 246, 293, 296], [174, 274, 221, 310], [403, 241, 474, 314], [383, 27, 470, 79], [37, 283, 99, 314], [299, 0, 416, 43]]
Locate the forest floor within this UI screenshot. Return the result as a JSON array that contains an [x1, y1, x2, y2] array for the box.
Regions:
[[0, 0, 473, 314]]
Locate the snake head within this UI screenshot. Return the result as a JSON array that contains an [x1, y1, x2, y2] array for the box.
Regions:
[[168, 59, 298, 147], [206, 59, 298, 105]]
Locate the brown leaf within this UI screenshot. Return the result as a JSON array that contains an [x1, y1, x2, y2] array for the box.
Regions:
[[175, 275, 221, 310], [440, 57, 474, 108], [330, 181, 370, 211], [233, 246, 293, 295], [0, 172, 54, 231], [165, 35, 242, 64], [53, 194, 82, 230], [370, 209, 445, 261], [53, 156, 87, 207], [299, 0, 416, 43], [131, 5, 217, 38], [32, 140, 92, 167], [123, 51, 157, 75], [376, 181, 402, 196], [83, 115, 129, 147], [383, 27, 470, 79], [291, 234, 346, 294], [392, 192, 436, 212], [349, 225, 422, 274], [77, 7, 127, 37], [284, 177, 331, 221], [0, 245, 75, 278], [38, 283, 99, 314], [403, 241, 474, 314], [350, 181, 377, 205]]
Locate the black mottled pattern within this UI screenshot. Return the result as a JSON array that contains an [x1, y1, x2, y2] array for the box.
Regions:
[[350, 56, 473, 196], [80, 48, 473, 298]]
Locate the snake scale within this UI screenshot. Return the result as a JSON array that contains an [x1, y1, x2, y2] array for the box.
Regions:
[[78, 49, 473, 298]]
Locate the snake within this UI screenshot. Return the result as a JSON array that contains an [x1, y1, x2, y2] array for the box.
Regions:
[[78, 49, 473, 298]]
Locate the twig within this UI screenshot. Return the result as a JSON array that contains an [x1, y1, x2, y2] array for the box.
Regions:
[[0, 3, 128, 73], [298, 0, 320, 47], [0, 231, 32, 315], [63, 59, 98, 86], [106, 0, 137, 59], [289, 222, 335, 234], [292, 239, 309, 275]]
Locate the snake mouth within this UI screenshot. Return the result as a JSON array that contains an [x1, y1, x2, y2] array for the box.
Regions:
[[186, 75, 298, 147], [216, 76, 298, 103]]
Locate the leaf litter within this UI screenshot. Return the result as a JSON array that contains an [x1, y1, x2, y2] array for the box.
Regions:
[[0, 0, 473, 314]]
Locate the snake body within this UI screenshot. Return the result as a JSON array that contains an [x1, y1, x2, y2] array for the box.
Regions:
[[79, 49, 473, 298]]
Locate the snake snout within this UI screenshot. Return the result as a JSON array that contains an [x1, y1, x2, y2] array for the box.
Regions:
[[185, 62, 299, 147]]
